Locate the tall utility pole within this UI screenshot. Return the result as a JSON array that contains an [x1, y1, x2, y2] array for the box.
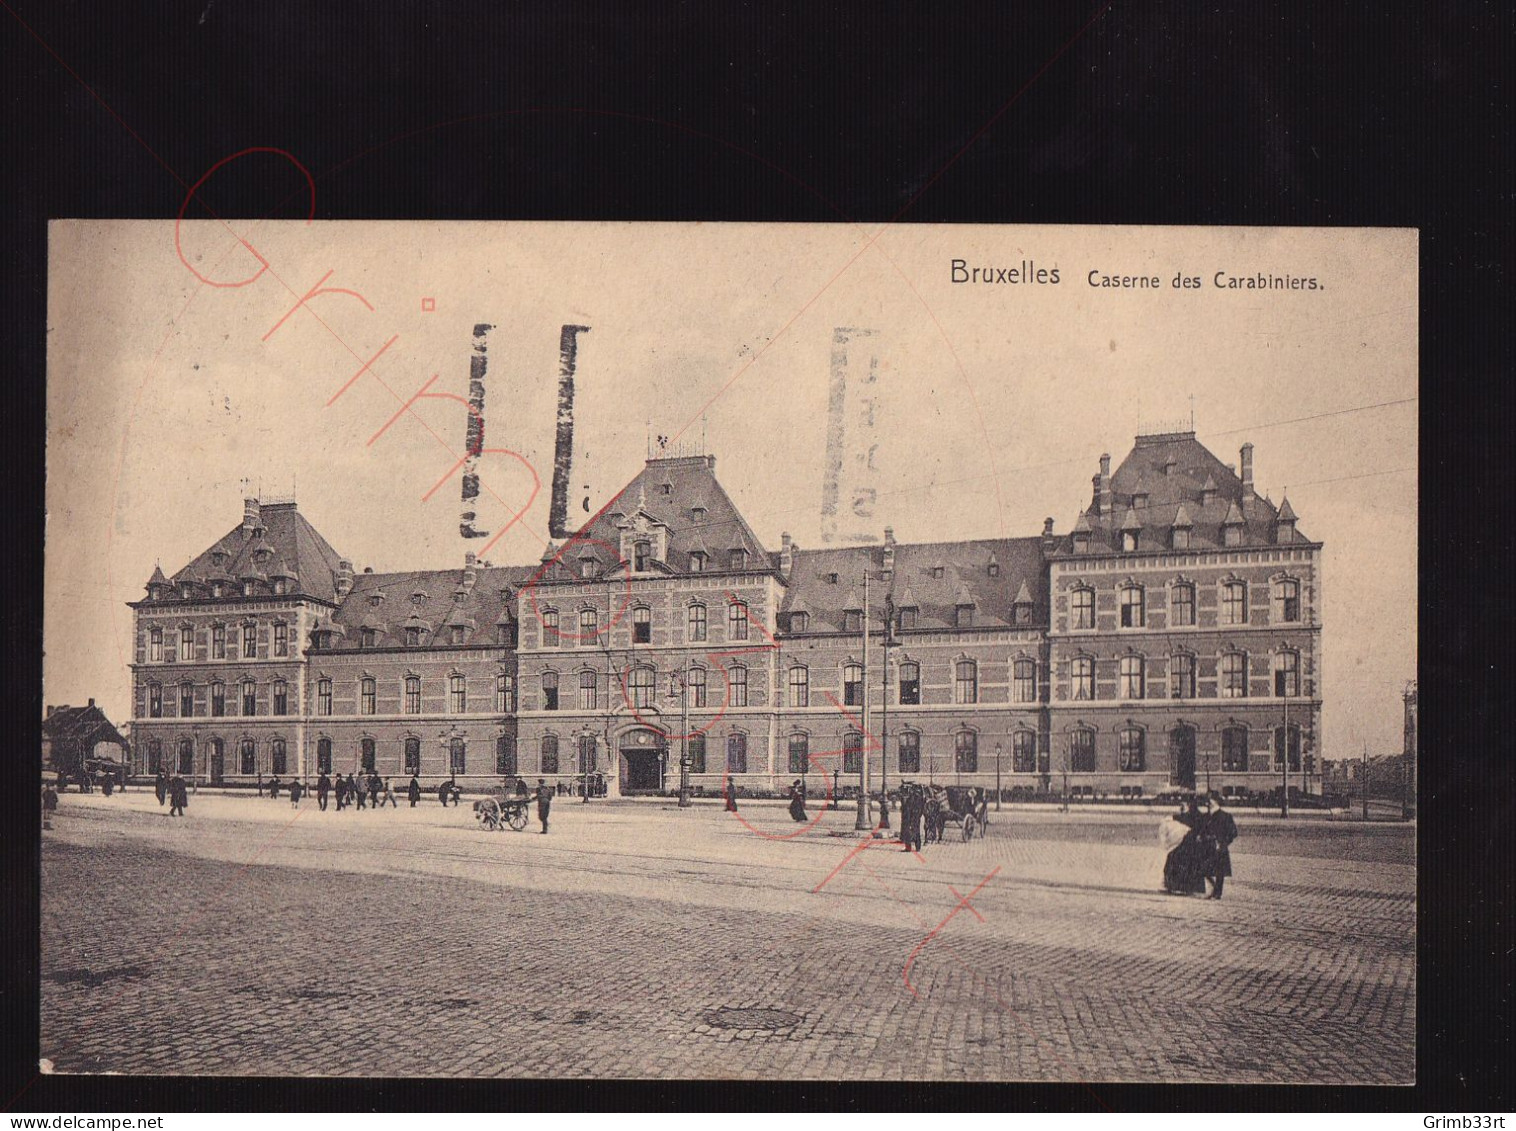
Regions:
[[1362, 741, 1370, 821], [879, 592, 894, 830], [855, 569, 872, 831], [675, 665, 691, 808], [1280, 695, 1290, 819]]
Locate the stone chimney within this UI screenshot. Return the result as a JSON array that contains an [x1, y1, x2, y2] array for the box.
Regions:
[[88, 697, 95, 708], [463, 551, 478, 591], [1042, 516, 1056, 553], [243, 496, 260, 535], [335, 559, 354, 599], [779, 532, 794, 575], [1240, 442, 1254, 494], [1098, 453, 1113, 519], [882, 527, 896, 576]]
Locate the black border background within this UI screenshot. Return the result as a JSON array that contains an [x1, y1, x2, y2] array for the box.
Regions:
[[2, 0, 1509, 1114]]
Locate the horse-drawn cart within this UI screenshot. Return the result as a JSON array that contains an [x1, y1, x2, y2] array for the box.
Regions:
[[923, 785, 991, 843], [473, 793, 532, 832]]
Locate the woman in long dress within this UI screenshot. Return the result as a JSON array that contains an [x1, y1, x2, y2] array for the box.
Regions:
[[1160, 799, 1208, 894], [787, 779, 807, 822]]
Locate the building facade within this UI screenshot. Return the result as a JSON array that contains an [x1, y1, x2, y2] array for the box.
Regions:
[[128, 435, 1322, 798]]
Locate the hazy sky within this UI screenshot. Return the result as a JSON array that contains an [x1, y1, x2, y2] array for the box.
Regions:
[[46, 221, 1416, 756]]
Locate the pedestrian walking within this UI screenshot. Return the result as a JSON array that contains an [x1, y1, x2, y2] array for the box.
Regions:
[[1162, 797, 1208, 896], [1199, 792, 1239, 900], [535, 778, 552, 833], [168, 773, 188, 817], [437, 779, 453, 807], [724, 777, 739, 813], [334, 774, 348, 811], [42, 783, 58, 821], [316, 772, 330, 811], [268, 775, 283, 801], [787, 779, 807, 822], [289, 779, 304, 807], [101, 774, 114, 798], [378, 777, 398, 808], [407, 774, 421, 807], [353, 774, 367, 810], [899, 784, 924, 852], [256, 771, 264, 797], [154, 769, 167, 806]]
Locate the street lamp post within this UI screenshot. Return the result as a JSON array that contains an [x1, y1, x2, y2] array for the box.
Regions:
[[668, 668, 691, 808], [994, 743, 1002, 811], [1280, 697, 1290, 819], [854, 569, 871, 832]]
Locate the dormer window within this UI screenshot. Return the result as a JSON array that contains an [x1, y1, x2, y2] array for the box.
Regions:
[[368, 595, 382, 609], [1122, 530, 1139, 552], [955, 603, 975, 628], [272, 579, 286, 595], [1132, 492, 1149, 508], [242, 580, 254, 597], [211, 551, 227, 567], [1172, 527, 1191, 550], [634, 541, 652, 572], [932, 565, 945, 579], [689, 552, 707, 573], [1223, 523, 1243, 547], [497, 623, 516, 647], [405, 626, 421, 646], [180, 583, 193, 599], [729, 548, 747, 571], [789, 611, 809, 632], [1013, 602, 1032, 626], [450, 625, 465, 645], [1073, 530, 1091, 554], [579, 556, 597, 579], [360, 628, 377, 648], [843, 609, 863, 633], [691, 506, 707, 522], [826, 572, 839, 584], [661, 483, 672, 495], [897, 606, 918, 631], [988, 561, 1000, 577]]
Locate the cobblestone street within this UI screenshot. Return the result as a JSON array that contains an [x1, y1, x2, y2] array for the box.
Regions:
[[40, 791, 1414, 1084]]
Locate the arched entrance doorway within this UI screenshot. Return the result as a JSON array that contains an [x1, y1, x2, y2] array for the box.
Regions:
[[1170, 725, 1197, 790], [619, 728, 668, 795]]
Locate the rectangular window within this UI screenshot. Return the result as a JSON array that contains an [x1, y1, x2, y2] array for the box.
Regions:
[[1171, 585, 1196, 627], [1013, 659, 1037, 703], [897, 607, 918, 631], [403, 738, 420, 776], [542, 673, 559, 711], [180, 626, 195, 661], [494, 674, 512, 713], [629, 667, 656, 709], [729, 667, 748, 708], [898, 662, 920, 705], [1274, 726, 1302, 772], [1222, 582, 1247, 626], [728, 602, 749, 641], [788, 734, 809, 775], [1119, 729, 1146, 772], [179, 684, 194, 717], [1070, 730, 1096, 773], [578, 735, 597, 774], [149, 628, 163, 663], [361, 678, 376, 715], [1072, 588, 1095, 630], [689, 735, 707, 774], [954, 731, 978, 773], [843, 732, 863, 774], [689, 667, 707, 708], [1170, 654, 1196, 699], [273, 623, 288, 657], [954, 662, 978, 705], [579, 608, 598, 645], [360, 739, 376, 773], [955, 605, 974, 628], [240, 741, 256, 776], [210, 683, 225, 716], [726, 733, 748, 773], [688, 604, 707, 642], [1274, 580, 1301, 623], [1221, 652, 1248, 698], [243, 624, 257, 659], [843, 610, 862, 633], [897, 731, 920, 774], [1274, 652, 1300, 697], [273, 681, 288, 716], [496, 736, 516, 776], [317, 680, 332, 716], [211, 624, 226, 659], [843, 665, 863, 707], [450, 674, 467, 713], [1222, 727, 1249, 772], [540, 738, 559, 775], [406, 677, 422, 714], [1012, 731, 1037, 773], [1120, 655, 1145, 700], [1119, 587, 1144, 628], [579, 670, 598, 711], [633, 607, 651, 644], [542, 610, 559, 647], [1072, 657, 1094, 701], [788, 667, 809, 708], [729, 549, 746, 571], [449, 739, 466, 776]]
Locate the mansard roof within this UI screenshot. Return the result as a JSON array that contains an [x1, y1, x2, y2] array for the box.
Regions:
[[157, 502, 349, 602], [780, 536, 1048, 633], [322, 563, 538, 650], [1052, 432, 1313, 554]]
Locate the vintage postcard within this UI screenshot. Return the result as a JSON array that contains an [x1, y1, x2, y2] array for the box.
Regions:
[[42, 220, 1416, 1082]]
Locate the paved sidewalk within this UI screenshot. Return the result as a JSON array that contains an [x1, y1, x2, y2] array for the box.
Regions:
[[39, 791, 1414, 1083]]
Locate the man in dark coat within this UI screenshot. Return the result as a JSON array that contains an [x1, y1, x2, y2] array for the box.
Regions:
[[535, 778, 552, 834], [289, 779, 304, 807], [723, 777, 739, 812], [268, 775, 282, 801], [1200, 792, 1239, 900], [437, 779, 452, 807], [334, 774, 348, 810], [353, 774, 367, 809], [899, 784, 923, 852], [316, 772, 331, 811], [168, 773, 188, 817], [154, 769, 168, 806], [407, 775, 422, 807]]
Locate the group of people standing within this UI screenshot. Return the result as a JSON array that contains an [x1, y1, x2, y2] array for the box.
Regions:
[[308, 772, 404, 811], [152, 769, 190, 816], [1159, 792, 1238, 899]]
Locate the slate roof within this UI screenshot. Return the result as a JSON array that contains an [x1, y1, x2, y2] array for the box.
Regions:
[[323, 564, 540, 651], [42, 703, 129, 753], [532, 455, 769, 581], [155, 503, 349, 603], [1053, 432, 1312, 553], [780, 537, 1048, 632]]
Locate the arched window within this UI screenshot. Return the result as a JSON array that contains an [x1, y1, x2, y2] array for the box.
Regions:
[[449, 737, 466, 776], [241, 680, 257, 717], [495, 673, 514, 713], [178, 737, 195, 774], [239, 738, 255, 775], [1071, 587, 1095, 630], [243, 623, 258, 659], [843, 731, 864, 774], [634, 540, 651, 571], [1274, 724, 1302, 771], [179, 682, 195, 717], [579, 607, 598, 645], [210, 680, 225, 716], [1222, 725, 1249, 772], [1221, 651, 1248, 698], [1221, 581, 1248, 626], [788, 665, 809, 708], [955, 731, 978, 773], [180, 625, 195, 661], [633, 605, 651, 644], [788, 733, 809, 774], [728, 665, 749, 708], [317, 738, 333, 775], [1072, 657, 1094, 701], [843, 663, 863, 706], [1274, 650, 1300, 697], [541, 608, 560, 647], [579, 669, 598, 710], [541, 672, 559, 711], [360, 677, 376, 716], [540, 735, 559, 774], [272, 680, 288, 716], [1119, 585, 1145, 628], [726, 732, 748, 773], [897, 731, 921, 774], [629, 666, 656, 709], [898, 661, 920, 705], [688, 667, 707, 708], [405, 676, 422, 714], [1170, 653, 1197, 699], [272, 739, 289, 776], [688, 603, 707, 642], [954, 661, 978, 705], [1119, 655, 1146, 700], [1013, 658, 1038, 703], [211, 624, 226, 658], [1070, 729, 1096, 773], [1012, 730, 1037, 773], [1119, 728, 1146, 772], [449, 674, 467, 713], [1273, 578, 1301, 623], [403, 737, 421, 776], [317, 679, 332, 716], [728, 600, 749, 641]]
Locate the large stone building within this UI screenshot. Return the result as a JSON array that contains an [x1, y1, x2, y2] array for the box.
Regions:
[[128, 433, 1322, 798]]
